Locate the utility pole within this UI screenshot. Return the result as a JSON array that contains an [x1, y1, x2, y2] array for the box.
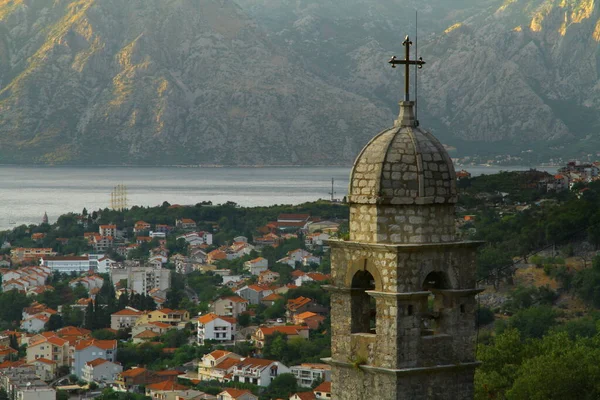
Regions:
[[329, 178, 336, 202]]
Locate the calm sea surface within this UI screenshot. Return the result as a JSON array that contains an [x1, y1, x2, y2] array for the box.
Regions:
[[0, 165, 556, 230]]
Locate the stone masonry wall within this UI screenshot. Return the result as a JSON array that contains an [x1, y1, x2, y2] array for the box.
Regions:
[[349, 204, 456, 244]]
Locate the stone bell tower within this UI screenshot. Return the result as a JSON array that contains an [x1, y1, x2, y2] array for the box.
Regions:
[[324, 36, 482, 400]]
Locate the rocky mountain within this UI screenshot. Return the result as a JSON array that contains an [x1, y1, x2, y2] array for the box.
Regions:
[[238, 0, 600, 161], [0, 0, 389, 165], [2, 0, 600, 165]]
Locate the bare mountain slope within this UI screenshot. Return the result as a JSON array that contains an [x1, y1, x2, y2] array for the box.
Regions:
[[0, 0, 389, 165]]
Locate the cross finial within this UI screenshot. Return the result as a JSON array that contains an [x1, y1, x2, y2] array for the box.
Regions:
[[389, 35, 425, 101]]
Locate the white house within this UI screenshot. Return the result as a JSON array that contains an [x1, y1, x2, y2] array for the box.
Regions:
[[99, 225, 117, 237], [277, 249, 313, 268], [243, 257, 269, 275], [212, 296, 248, 318], [229, 358, 290, 387], [290, 363, 331, 387], [82, 358, 123, 383], [20, 315, 49, 333], [197, 313, 237, 345]]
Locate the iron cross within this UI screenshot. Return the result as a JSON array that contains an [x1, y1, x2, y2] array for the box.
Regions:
[[389, 36, 425, 101]]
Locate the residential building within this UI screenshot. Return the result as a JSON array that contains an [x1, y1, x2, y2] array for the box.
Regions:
[[26, 335, 70, 366], [217, 389, 257, 400], [290, 364, 331, 388], [293, 312, 326, 330], [235, 285, 272, 305], [261, 293, 283, 307], [313, 381, 331, 399], [258, 270, 279, 285], [175, 219, 197, 230], [207, 250, 227, 264], [111, 307, 144, 330], [10, 248, 56, 263], [197, 350, 243, 382], [145, 380, 189, 399], [136, 308, 190, 327], [72, 339, 118, 378], [132, 330, 160, 344], [30, 358, 57, 381], [175, 390, 216, 400], [99, 225, 117, 237], [134, 221, 151, 233], [305, 233, 330, 249], [197, 314, 237, 345], [69, 275, 104, 291], [40, 256, 94, 273], [293, 272, 329, 287], [131, 322, 173, 338], [0, 366, 56, 400], [116, 367, 161, 391], [277, 249, 315, 268], [286, 297, 328, 319], [243, 258, 268, 275], [0, 347, 17, 362], [289, 393, 315, 400], [253, 233, 281, 248], [211, 296, 248, 318], [177, 232, 213, 246], [20, 315, 49, 333], [229, 358, 290, 387], [82, 358, 123, 383], [252, 326, 309, 349], [110, 263, 171, 295]]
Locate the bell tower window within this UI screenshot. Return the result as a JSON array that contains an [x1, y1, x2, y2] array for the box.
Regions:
[[351, 270, 376, 334]]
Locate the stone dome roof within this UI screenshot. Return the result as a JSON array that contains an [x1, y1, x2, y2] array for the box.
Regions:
[[348, 102, 457, 205]]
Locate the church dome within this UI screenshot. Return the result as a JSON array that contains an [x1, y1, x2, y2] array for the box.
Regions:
[[348, 102, 457, 206]]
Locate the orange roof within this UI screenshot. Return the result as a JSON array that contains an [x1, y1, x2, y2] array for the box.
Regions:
[[197, 313, 235, 325], [156, 370, 181, 377], [314, 381, 331, 393], [259, 325, 308, 336], [248, 257, 266, 263], [306, 273, 329, 282], [288, 296, 312, 311], [134, 330, 159, 339], [296, 311, 318, 320], [262, 293, 283, 302], [235, 357, 276, 369], [180, 219, 195, 224], [0, 347, 17, 356], [121, 367, 147, 377], [57, 326, 91, 336], [47, 337, 68, 346], [86, 358, 109, 367], [33, 358, 55, 365], [220, 389, 254, 399], [148, 321, 171, 329], [112, 308, 142, 316], [221, 296, 248, 304], [208, 350, 231, 360], [214, 357, 240, 370], [293, 392, 316, 400], [146, 380, 188, 391], [74, 339, 117, 351]]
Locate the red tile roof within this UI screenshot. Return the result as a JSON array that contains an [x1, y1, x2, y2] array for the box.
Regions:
[[219, 388, 254, 399], [86, 358, 109, 367], [314, 381, 331, 393], [258, 325, 308, 336], [74, 339, 117, 351], [146, 380, 188, 391], [121, 367, 147, 377]]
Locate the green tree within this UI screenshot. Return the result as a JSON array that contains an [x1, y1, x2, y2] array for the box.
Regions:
[[263, 373, 298, 399]]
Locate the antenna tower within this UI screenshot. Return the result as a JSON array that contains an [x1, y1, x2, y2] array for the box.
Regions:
[[329, 178, 336, 202], [110, 184, 128, 211]]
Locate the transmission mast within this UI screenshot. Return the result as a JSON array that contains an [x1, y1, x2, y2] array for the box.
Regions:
[[328, 178, 336, 202], [110, 184, 128, 211]]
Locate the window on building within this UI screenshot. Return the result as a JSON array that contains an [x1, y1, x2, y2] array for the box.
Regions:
[[351, 270, 376, 334]]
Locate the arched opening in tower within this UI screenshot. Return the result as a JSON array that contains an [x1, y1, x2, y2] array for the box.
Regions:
[[350, 270, 376, 334], [422, 271, 449, 335]]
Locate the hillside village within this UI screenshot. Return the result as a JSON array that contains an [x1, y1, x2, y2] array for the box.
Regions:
[[0, 203, 342, 400], [2, 162, 600, 399]]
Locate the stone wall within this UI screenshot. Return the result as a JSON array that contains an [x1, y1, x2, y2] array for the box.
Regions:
[[349, 204, 456, 244], [331, 363, 476, 400]]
